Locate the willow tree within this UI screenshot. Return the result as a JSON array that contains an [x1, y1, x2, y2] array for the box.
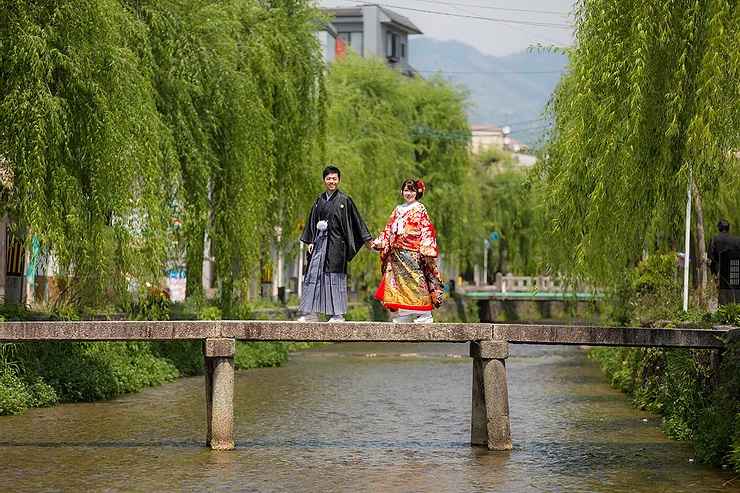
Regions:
[[0, 0, 172, 306], [324, 55, 480, 287], [324, 54, 417, 289], [141, 0, 324, 309], [540, 0, 740, 285], [405, 75, 481, 268], [475, 150, 543, 276]]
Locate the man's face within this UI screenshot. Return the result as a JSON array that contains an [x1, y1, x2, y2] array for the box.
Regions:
[[324, 173, 339, 192]]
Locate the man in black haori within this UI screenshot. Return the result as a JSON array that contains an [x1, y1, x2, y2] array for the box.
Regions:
[[297, 165, 373, 322], [708, 219, 740, 305]]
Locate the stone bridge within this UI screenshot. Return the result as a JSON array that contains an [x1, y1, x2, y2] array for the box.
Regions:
[[0, 321, 734, 451]]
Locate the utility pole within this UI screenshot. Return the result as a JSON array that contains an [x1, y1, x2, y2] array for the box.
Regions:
[[298, 242, 304, 299], [683, 175, 692, 312]]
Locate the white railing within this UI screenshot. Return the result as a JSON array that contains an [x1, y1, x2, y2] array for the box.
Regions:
[[461, 274, 576, 293]]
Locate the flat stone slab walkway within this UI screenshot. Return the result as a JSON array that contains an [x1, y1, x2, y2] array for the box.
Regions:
[[0, 321, 733, 348]]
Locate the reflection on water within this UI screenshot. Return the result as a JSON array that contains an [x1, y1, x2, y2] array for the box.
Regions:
[[1, 343, 737, 492]]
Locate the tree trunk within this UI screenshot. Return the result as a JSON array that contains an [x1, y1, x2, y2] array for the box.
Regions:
[[0, 214, 8, 303], [186, 222, 205, 299], [498, 238, 509, 275], [692, 180, 708, 303]]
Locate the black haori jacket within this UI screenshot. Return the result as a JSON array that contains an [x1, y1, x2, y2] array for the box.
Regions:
[[300, 190, 372, 274]]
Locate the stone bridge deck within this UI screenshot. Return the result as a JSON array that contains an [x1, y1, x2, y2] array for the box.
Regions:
[[1, 321, 735, 451], [0, 320, 732, 348]]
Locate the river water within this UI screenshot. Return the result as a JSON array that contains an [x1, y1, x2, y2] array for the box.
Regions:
[[1, 342, 737, 492]]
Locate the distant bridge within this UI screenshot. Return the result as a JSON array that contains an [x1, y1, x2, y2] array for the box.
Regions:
[[460, 274, 602, 320], [0, 321, 734, 451]]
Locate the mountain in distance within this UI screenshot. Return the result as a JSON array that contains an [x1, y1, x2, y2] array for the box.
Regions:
[[409, 37, 568, 146]]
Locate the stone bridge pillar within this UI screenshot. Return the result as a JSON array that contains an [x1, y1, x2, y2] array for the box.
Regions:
[[470, 340, 512, 451], [204, 338, 235, 450]]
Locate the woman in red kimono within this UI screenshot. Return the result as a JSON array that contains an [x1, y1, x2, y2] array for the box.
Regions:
[[372, 179, 444, 323]]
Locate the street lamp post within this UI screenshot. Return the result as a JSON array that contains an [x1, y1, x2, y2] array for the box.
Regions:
[[483, 238, 490, 285]]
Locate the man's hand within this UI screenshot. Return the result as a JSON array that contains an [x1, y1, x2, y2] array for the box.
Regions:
[[307, 244, 314, 254]]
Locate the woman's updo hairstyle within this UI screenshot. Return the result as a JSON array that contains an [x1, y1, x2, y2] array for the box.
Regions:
[[400, 178, 425, 200]]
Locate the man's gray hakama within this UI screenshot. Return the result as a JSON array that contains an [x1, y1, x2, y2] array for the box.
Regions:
[[298, 229, 348, 316]]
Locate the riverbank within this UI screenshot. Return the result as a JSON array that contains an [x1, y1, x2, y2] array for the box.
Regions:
[[588, 309, 740, 473]]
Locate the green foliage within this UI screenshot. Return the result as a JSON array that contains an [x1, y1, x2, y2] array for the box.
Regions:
[[405, 75, 478, 264], [0, 0, 173, 307], [684, 337, 740, 470], [0, 304, 34, 322], [345, 304, 371, 321], [130, 286, 172, 321], [150, 341, 204, 377], [633, 253, 679, 296], [24, 375, 58, 408], [474, 151, 543, 275], [539, 0, 740, 285], [0, 1, 493, 309], [605, 253, 683, 325], [140, 0, 325, 309], [226, 302, 257, 320], [712, 303, 740, 326], [733, 413, 740, 471], [704, 158, 740, 238], [235, 342, 288, 369], [631, 253, 683, 323], [17, 342, 179, 402], [324, 55, 479, 287], [0, 0, 326, 311], [199, 305, 223, 321], [0, 367, 32, 415]]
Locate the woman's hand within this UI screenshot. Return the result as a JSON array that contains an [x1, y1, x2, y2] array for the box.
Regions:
[[370, 238, 383, 251]]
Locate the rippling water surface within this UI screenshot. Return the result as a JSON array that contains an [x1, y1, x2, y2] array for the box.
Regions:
[[1, 343, 737, 492]]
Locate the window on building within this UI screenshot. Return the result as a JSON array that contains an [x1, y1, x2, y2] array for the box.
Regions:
[[338, 31, 363, 56], [386, 31, 399, 60]]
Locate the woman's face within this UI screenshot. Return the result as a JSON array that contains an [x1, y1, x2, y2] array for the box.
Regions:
[[402, 186, 417, 204]]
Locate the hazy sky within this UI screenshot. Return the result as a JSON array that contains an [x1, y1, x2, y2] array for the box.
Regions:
[[317, 0, 576, 56]]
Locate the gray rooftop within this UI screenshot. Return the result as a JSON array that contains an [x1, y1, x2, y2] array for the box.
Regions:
[[324, 5, 423, 35]]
